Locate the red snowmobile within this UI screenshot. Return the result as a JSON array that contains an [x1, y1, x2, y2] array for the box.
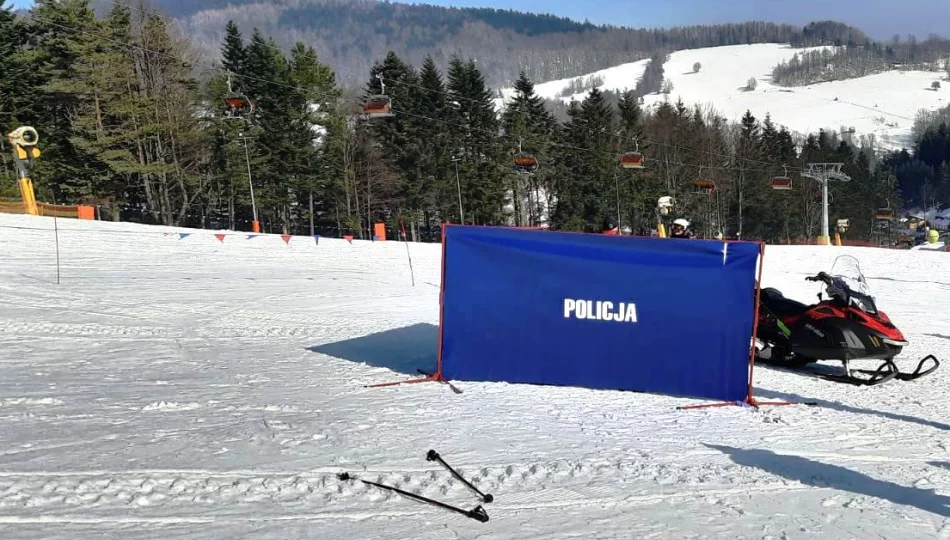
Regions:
[[754, 255, 939, 386]]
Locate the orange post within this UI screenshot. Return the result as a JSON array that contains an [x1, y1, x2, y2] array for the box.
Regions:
[[374, 222, 386, 241]]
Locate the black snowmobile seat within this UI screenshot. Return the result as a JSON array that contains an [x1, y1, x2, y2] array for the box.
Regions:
[[760, 287, 811, 318]]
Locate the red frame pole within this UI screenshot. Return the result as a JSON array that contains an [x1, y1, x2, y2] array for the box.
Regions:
[[366, 222, 452, 391]]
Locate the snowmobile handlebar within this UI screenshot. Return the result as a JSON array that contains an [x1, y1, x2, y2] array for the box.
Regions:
[[805, 271, 833, 284]]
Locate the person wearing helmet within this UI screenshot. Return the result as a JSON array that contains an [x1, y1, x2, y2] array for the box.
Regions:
[[670, 218, 694, 239]]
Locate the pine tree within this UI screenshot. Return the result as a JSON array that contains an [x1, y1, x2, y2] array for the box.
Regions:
[[501, 71, 557, 226], [732, 109, 761, 238], [221, 21, 247, 91], [416, 55, 454, 233], [447, 56, 503, 225]]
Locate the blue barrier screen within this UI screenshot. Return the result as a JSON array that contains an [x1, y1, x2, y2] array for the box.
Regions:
[[438, 226, 761, 401]]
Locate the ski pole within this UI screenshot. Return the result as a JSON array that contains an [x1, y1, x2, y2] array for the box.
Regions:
[[426, 450, 494, 503], [337, 472, 489, 523]]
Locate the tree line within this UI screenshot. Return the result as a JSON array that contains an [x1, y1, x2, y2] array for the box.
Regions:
[[170, 0, 825, 89], [0, 1, 941, 245]]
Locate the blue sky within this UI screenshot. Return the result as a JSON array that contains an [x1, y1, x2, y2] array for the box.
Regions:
[[6, 0, 949, 40]]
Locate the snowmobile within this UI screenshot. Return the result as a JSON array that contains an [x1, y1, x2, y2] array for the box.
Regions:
[[754, 255, 939, 386]]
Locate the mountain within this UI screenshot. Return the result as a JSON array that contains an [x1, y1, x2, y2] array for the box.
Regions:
[[124, 0, 862, 89], [494, 42, 950, 152]]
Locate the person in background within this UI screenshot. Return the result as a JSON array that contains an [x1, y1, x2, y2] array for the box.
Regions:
[[670, 218, 694, 239]]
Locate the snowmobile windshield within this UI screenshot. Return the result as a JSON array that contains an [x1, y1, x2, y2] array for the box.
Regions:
[[828, 255, 877, 314]]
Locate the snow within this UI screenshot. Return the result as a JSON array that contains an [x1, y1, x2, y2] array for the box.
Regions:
[[494, 58, 651, 109], [497, 43, 950, 151], [1, 212, 950, 539]]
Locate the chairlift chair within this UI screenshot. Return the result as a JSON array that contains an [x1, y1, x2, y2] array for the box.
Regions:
[[513, 153, 539, 174], [769, 166, 793, 190], [364, 74, 394, 118], [223, 73, 255, 118], [692, 178, 715, 194], [875, 207, 895, 221], [619, 152, 644, 169], [513, 138, 539, 174], [770, 177, 793, 190]]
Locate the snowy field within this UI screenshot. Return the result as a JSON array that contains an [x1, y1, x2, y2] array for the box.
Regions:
[[1, 213, 950, 539], [497, 43, 949, 151]]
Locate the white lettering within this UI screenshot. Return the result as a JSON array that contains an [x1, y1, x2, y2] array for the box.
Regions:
[[564, 299, 575, 318], [562, 298, 638, 323]]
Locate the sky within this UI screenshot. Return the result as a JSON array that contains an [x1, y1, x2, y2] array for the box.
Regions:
[[413, 0, 950, 41], [5, 0, 950, 41]]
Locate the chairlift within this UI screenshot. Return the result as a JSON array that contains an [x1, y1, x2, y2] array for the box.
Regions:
[[223, 72, 255, 118], [363, 74, 394, 118], [875, 207, 895, 221], [513, 138, 539, 174], [873, 200, 895, 221], [692, 178, 715, 194], [769, 165, 792, 190], [619, 140, 645, 169], [620, 152, 644, 169]]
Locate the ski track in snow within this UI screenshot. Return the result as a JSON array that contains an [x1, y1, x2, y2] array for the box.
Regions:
[[1, 213, 950, 538]]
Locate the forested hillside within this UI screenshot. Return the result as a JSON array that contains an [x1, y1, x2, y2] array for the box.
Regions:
[[122, 0, 822, 88]]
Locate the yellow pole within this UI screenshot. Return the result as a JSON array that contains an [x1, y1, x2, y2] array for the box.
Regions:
[[834, 231, 842, 246], [18, 177, 38, 216], [817, 235, 830, 245], [8, 127, 41, 216]]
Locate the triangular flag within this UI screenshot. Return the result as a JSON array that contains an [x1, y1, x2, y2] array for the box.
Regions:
[[343, 235, 354, 244], [281, 234, 291, 245], [178, 233, 191, 240], [313, 235, 320, 245], [215, 233, 226, 243], [246, 234, 260, 240]]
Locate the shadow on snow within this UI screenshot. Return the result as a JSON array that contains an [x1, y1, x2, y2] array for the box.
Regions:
[[707, 444, 950, 517], [754, 386, 950, 431], [307, 323, 438, 376]]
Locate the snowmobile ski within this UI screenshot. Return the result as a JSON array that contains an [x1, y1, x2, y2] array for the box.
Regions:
[[417, 369, 463, 394], [426, 449, 493, 503], [337, 472, 489, 522], [893, 354, 940, 381]]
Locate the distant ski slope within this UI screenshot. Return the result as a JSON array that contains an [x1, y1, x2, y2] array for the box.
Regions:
[[496, 43, 948, 151], [0, 212, 949, 539]]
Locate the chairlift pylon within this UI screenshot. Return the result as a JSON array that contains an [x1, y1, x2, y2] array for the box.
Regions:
[[363, 73, 394, 118]]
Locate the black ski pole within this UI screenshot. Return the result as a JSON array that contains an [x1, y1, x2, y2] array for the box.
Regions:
[[426, 450, 493, 503], [337, 472, 489, 523]]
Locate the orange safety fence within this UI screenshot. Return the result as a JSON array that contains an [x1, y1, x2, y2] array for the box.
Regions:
[[0, 199, 95, 220]]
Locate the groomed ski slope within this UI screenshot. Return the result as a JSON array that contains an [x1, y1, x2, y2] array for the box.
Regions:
[[1, 212, 949, 539], [497, 43, 949, 151]]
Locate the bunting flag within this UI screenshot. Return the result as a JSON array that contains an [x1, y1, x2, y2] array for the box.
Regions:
[[281, 234, 291, 245], [246, 234, 260, 240], [214, 234, 226, 243], [178, 233, 191, 240], [313, 235, 320, 245], [344, 235, 354, 243]]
